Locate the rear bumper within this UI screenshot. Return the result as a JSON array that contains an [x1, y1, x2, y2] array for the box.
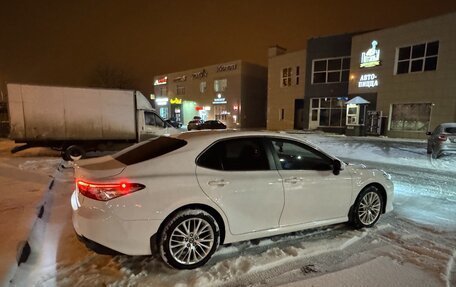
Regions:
[[71, 191, 162, 255], [439, 148, 456, 153], [435, 143, 456, 153]]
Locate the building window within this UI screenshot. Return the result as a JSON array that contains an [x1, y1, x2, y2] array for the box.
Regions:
[[200, 81, 207, 93], [390, 103, 431, 131], [279, 108, 285, 120], [159, 107, 169, 119], [176, 85, 185, 95], [281, 67, 292, 87], [312, 57, 350, 84], [214, 79, 227, 92], [296, 66, 300, 85], [159, 86, 167, 97], [311, 97, 347, 127], [214, 104, 228, 121], [396, 41, 439, 74]]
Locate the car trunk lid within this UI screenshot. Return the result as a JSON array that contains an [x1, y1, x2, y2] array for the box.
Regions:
[[74, 155, 127, 180]]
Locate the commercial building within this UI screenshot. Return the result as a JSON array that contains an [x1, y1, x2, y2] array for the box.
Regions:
[[267, 12, 456, 138], [348, 12, 456, 138], [267, 46, 306, 130], [304, 33, 356, 133], [153, 60, 267, 129]]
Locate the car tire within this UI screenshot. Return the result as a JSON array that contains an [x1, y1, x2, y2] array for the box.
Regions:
[[63, 145, 85, 161], [159, 209, 220, 269], [431, 150, 440, 159], [349, 186, 383, 229]]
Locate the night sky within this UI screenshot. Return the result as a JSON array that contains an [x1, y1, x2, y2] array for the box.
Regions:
[[1, 0, 455, 96]]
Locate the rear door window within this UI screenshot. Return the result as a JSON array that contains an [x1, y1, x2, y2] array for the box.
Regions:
[[115, 137, 187, 165], [197, 138, 271, 171]]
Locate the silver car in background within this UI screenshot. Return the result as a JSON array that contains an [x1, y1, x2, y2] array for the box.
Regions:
[[426, 123, 456, 159]]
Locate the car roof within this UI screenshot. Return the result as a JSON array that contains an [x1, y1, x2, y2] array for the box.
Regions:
[[440, 123, 456, 128], [170, 130, 335, 161], [174, 130, 311, 147]]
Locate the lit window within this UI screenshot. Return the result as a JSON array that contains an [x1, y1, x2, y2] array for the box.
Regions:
[[214, 79, 227, 92], [396, 41, 439, 74], [200, 81, 206, 93], [390, 103, 431, 131], [310, 97, 347, 127], [281, 67, 292, 87]]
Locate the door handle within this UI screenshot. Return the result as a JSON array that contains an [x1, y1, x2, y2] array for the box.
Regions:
[[284, 177, 301, 184], [208, 179, 229, 187]]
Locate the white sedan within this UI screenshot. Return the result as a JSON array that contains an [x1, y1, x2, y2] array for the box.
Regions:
[[71, 131, 394, 269]]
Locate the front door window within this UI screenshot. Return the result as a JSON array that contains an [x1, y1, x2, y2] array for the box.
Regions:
[[269, 138, 351, 226]]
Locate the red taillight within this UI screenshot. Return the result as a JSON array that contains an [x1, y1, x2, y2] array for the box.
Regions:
[[438, 134, 447, 141], [76, 180, 145, 201]]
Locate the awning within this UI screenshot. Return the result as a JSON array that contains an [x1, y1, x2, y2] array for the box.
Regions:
[[346, 96, 370, 105]]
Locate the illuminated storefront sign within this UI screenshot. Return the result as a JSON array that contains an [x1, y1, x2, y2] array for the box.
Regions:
[[217, 63, 237, 72], [154, 76, 168, 86], [155, 97, 169, 106], [358, 73, 379, 88], [360, 40, 381, 68], [173, 75, 187, 82], [170, 97, 182, 104], [192, 69, 208, 79], [213, 93, 227, 104]]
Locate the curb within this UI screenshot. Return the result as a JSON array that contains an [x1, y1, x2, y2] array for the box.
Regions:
[[14, 179, 54, 267], [7, 161, 62, 286]]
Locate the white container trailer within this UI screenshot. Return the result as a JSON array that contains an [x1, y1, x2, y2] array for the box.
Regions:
[[7, 83, 177, 159]]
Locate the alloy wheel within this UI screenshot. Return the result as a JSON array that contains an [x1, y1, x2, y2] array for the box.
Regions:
[[169, 218, 215, 265], [358, 191, 381, 225]]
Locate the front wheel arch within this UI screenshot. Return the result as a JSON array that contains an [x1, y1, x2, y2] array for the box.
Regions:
[[348, 183, 386, 228]]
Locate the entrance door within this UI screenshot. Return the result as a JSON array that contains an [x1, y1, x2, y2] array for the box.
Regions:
[[294, 99, 304, 130], [309, 98, 319, 130]]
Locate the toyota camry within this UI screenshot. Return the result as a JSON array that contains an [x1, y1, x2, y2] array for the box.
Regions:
[[71, 130, 394, 269]]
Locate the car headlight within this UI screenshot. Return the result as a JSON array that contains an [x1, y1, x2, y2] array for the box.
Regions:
[[381, 170, 392, 180]]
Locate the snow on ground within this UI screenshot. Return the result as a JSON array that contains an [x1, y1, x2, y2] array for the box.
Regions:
[[4, 134, 456, 287], [0, 139, 60, 286], [293, 133, 456, 174]]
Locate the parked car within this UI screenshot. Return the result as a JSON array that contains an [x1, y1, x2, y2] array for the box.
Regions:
[[187, 119, 203, 131], [187, 116, 203, 131], [165, 118, 182, 128], [199, 120, 226, 130], [72, 131, 394, 269], [426, 123, 456, 159]]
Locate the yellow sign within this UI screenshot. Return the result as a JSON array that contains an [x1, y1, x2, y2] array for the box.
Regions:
[[170, 97, 182, 104]]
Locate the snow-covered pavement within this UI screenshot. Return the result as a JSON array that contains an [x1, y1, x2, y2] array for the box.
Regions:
[[4, 133, 456, 287], [0, 140, 60, 286]]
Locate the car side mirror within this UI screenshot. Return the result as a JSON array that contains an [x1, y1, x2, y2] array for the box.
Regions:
[[333, 159, 342, 175], [426, 132, 431, 136]]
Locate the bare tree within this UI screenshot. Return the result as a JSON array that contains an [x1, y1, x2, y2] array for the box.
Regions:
[[91, 64, 134, 89]]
